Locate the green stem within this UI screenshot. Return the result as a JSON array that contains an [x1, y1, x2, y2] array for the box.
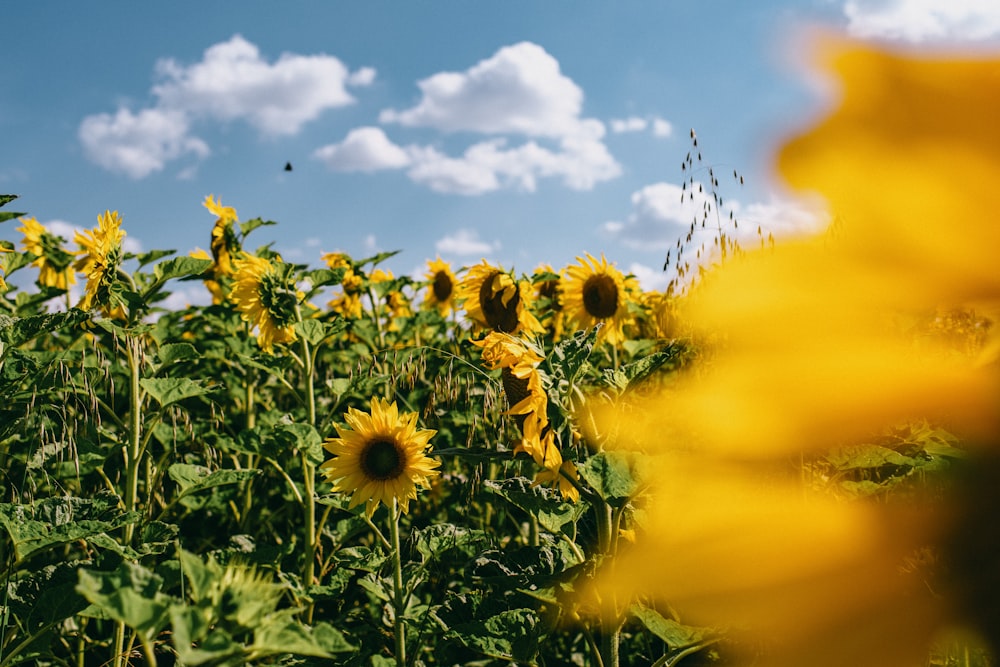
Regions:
[[594, 498, 620, 667], [296, 306, 318, 618], [389, 500, 406, 667]]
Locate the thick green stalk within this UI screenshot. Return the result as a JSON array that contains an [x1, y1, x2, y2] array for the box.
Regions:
[[296, 306, 318, 615], [595, 498, 620, 667], [389, 500, 406, 667]]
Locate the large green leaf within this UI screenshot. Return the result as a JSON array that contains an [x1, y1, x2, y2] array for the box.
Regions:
[[577, 451, 639, 504], [140, 376, 214, 408], [76, 562, 172, 639], [445, 608, 541, 661], [168, 464, 259, 501], [0, 310, 89, 346], [484, 477, 587, 534]]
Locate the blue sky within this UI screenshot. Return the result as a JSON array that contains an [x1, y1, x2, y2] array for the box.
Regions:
[[4, 1, 999, 305]]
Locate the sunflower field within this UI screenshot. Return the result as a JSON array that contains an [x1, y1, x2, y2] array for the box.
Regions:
[[2, 39, 1000, 667]]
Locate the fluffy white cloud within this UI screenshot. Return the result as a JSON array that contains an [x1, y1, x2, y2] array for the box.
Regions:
[[313, 127, 411, 172], [603, 181, 824, 251], [844, 0, 1000, 42], [435, 228, 499, 256], [78, 108, 209, 179], [153, 34, 371, 136], [362, 41, 621, 194], [651, 117, 673, 138], [628, 262, 672, 292], [80, 35, 374, 177], [380, 41, 590, 139]]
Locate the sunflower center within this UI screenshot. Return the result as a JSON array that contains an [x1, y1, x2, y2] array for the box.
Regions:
[[582, 275, 619, 319], [432, 271, 453, 303], [479, 272, 520, 333], [360, 438, 405, 481]]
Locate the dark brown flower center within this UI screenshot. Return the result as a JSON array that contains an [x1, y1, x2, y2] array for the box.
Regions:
[[538, 280, 562, 311], [360, 438, 405, 481], [432, 271, 453, 303], [582, 274, 619, 319], [479, 271, 520, 333]]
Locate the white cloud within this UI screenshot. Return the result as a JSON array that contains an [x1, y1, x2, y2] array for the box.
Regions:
[[610, 117, 648, 134], [78, 108, 209, 179], [406, 136, 620, 195], [80, 35, 374, 177], [435, 228, 499, 256], [380, 41, 591, 139], [313, 127, 412, 172], [651, 117, 673, 138], [153, 34, 367, 136], [603, 181, 825, 251], [628, 262, 672, 292], [844, 0, 1000, 42]]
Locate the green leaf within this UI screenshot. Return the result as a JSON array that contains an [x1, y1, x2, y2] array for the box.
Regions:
[[76, 562, 172, 639], [826, 445, 916, 471], [140, 376, 214, 408], [272, 420, 325, 465], [413, 523, 494, 563], [0, 194, 20, 208], [253, 612, 353, 657], [602, 341, 688, 391], [239, 217, 277, 236], [484, 477, 587, 534], [135, 249, 176, 268], [445, 608, 541, 660], [168, 464, 259, 500], [0, 493, 137, 561], [629, 603, 719, 651], [0, 310, 89, 346], [5, 561, 90, 629], [303, 267, 345, 289], [547, 327, 599, 386], [156, 342, 199, 367], [577, 451, 638, 504]]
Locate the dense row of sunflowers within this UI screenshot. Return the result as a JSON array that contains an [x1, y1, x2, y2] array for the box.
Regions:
[[3, 36, 1000, 667]]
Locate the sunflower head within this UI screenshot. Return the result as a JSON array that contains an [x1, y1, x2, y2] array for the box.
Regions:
[[230, 254, 299, 353], [321, 397, 441, 518], [561, 253, 636, 346], [18, 217, 77, 290], [424, 257, 458, 317], [532, 264, 565, 339], [457, 260, 542, 335], [73, 210, 127, 314], [204, 195, 240, 278]]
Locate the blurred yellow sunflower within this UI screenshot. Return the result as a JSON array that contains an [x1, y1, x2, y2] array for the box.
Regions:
[[323, 252, 364, 319], [589, 37, 1000, 665], [204, 195, 240, 278], [560, 253, 637, 346], [74, 210, 126, 314], [17, 217, 76, 290], [457, 260, 542, 334], [230, 254, 299, 354], [189, 248, 226, 304], [424, 257, 457, 317], [321, 397, 441, 518]]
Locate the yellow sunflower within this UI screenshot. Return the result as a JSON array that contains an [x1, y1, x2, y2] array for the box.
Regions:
[[560, 253, 637, 346], [423, 257, 458, 317], [321, 397, 441, 517], [204, 195, 240, 278], [230, 254, 299, 354], [517, 412, 580, 503], [473, 331, 548, 418], [189, 248, 226, 305], [74, 210, 126, 314], [456, 260, 542, 335], [323, 252, 364, 319], [17, 217, 76, 290]]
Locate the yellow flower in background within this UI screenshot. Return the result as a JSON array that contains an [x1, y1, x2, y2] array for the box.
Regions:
[[589, 37, 1000, 664], [323, 252, 364, 319], [204, 195, 240, 278], [189, 248, 226, 304], [457, 260, 542, 335], [423, 257, 457, 317], [321, 397, 440, 518], [230, 254, 298, 354], [74, 210, 126, 313], [18, 217, 76, 290], [560, 253, 637, 347]]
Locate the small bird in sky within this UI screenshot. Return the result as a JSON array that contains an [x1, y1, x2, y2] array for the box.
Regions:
[[284, 162, 293, 172]]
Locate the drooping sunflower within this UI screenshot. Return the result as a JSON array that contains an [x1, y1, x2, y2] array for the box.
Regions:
[[74, 210, 126, 314], [423, 257, 458, 317], [456, 260, 542, 335], [473, 331, 548, 419], [230, 254, 299, 353], [321, 397, 441, 518], [560, 253, 637, 346], [204, 194, 240, 278], [18, 217, 76, 290]]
